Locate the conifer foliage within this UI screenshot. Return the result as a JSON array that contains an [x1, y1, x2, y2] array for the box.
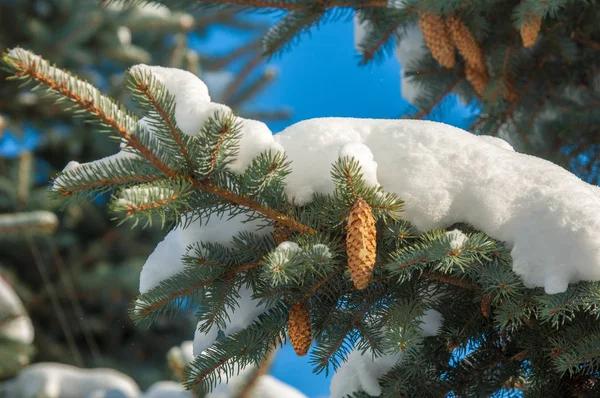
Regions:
[[4, 47, 600, 397], [151, 0, 600, 182]]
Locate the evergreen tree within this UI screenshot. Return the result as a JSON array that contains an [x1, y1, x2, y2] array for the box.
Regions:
[[4, 46, 600, 398], [145, 0, 600, 182], [0, 0, 286, 388]]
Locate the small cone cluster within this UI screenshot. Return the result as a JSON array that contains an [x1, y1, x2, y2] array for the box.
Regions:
[[520, 15, 542, 48], [346, 197, 376, 290], [273, 220, 291, 244], [419, 12, 456, 68], [288, 302, 312, 356], [446, 15, 489, 95]]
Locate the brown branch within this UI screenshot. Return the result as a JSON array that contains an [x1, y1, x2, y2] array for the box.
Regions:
[[136, 82, 195, 172], [206, 39, 263, 71], [124, 192, 182, 217], [343, 166, 358, 197], [137, 259, 263, 317], [222, 53, 263, 104], [192, 179, 317, 235], [303, 266, 344, 300], [360, 23, 399, 64], [193, 348, 246, 385], [320, 307, 369, 366], [413, 77, 461, 119], [421, 271, 478, 291], [15, 65, 131, 139], [56, 174, 162, 197], [14, 61, 177, 178], [237, 348, 276, 398], [208, 122, 234, 174]]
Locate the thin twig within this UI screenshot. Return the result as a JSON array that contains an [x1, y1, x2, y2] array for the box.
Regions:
[[27, 236, 84, 367]]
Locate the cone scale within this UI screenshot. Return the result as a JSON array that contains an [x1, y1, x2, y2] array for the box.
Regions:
[[419, 12, 456, 68], [521, 15, 542, 48]]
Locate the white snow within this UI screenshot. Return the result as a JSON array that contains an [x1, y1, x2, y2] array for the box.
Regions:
[[330, 350, 401, 398], [419, 309, 443, 337], [446, 229, 468, 251], [275, 241, 301, 253], [0, 276, 34, 348], [272, 117, 600, 294], [142, 382, 192, 398], [139, 213, 271, 294], [338, 142, 380, 188], [1, 363, 140, 398], [117, 26, 132, 45], [477, 135, 515, 152], [330, 309, 442, 398], [200, 360, 307, 398], [193, 286, 269, 356], [250, 375, 307, 398], [116, 186, 176, 208]]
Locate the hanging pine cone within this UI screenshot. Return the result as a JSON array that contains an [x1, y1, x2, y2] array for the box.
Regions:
[[273, 220, 291, 244], [520, 15, 542, 48], [418, 12, 456, 68], [465, 65, 489, 95], [346, 197, 376, 290], [446, 16, 487, 73], [288, 303, 312, 356]]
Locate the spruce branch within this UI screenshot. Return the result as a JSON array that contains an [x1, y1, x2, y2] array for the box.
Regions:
[[2, 48, 137, 139], [127, 67, 195, 172], [191, 178, 317, 235], [111, 180, 194, 228], [50, 157, 163, 201], [133, 258, 264, 322], [184, 304, 288, 392]]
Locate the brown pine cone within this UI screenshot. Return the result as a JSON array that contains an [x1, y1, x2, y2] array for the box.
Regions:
[[520, 15, 542, 48], [465, 65, 489, 95], [419, 12, 456, 68], [346, 197, 377, 290], [288, 303, 312, 356], [446, 15, 487, 73]]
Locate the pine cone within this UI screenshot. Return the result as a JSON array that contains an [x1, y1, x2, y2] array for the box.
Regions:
[[465, 65, 489, 95], [346, 197, 377, 290], [288, 303, 312, 356], [446, 16, 487, 73], [419, 12, 456, 68], [273, 221, 291, 244], [520, 15, 542, 48]]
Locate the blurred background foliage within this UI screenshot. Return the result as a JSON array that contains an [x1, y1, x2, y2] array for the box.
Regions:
[[0, 0, 287, 388]]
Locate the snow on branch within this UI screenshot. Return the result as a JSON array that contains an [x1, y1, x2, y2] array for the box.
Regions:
[[2, 48, 137, 139], [7, 48, 600, 396]]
